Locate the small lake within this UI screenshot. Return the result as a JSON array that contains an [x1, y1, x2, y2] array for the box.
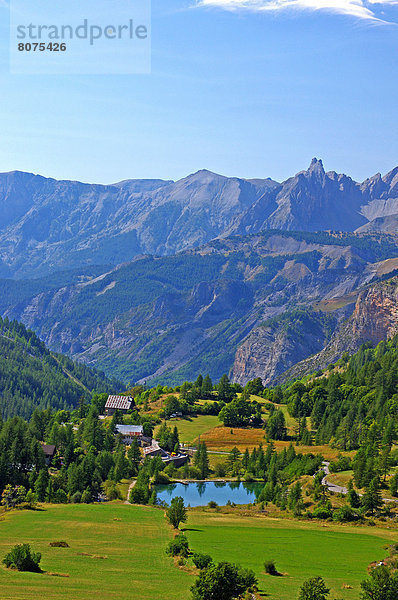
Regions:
[[154, 481, 264, 507]]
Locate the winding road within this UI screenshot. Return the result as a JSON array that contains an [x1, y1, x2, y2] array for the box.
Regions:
[[321, 461, 398, 504], [321, 462, 349, 494]]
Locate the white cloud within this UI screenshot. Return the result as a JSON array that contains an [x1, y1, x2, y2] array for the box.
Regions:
[[196, 0, 398, 22]]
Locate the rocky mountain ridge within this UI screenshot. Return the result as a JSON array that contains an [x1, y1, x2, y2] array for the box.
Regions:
[[1, 159, 398, 278]]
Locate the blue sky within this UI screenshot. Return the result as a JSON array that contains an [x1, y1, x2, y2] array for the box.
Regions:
[[0, 0, 397, 183]]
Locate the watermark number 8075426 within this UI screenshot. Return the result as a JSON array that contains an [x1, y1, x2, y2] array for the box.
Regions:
[[10, 0, 151, 74]]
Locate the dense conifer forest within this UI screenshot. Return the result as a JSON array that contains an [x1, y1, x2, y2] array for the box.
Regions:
[[0, 316, 120, 419]]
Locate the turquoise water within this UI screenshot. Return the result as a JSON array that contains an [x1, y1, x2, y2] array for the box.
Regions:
[[154, 481, 264, 507]]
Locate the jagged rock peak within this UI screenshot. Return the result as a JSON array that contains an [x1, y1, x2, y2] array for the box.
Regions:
[[308, 157, 325, 175]]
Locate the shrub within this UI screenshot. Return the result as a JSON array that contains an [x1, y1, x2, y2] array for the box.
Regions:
[[55, 489, 68, 504], [189, 466, 202, 480], [329, 455, 352, 473], [3, 544, 42, 572], [81, 489, 92, 504], [214, 462, 227, 478], [208, 501, 218, 509], [191, 561, 257, 600], [24, 489, 38, 508], [49, 541, 69, 548], [129, 485, 150, 505], [166, 534, 189, 557], [71, 491, 82, 504], [104, 480, 122, 501], [333, 505, 360, 522], [298, 576, 330, 600], [164, 464, 176, 477], [153, 471, 170, 485], [1, 485, 26, 508], [192, 553, 213, 570], [264, 560, 279, 576], [312, 506, 333, 520]]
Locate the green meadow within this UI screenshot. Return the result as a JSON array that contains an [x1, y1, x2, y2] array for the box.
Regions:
[[0, 503, 396, 600], [158, 414, 220, 445], [185, 511, 396, 600], [0, 503, 192, 600]]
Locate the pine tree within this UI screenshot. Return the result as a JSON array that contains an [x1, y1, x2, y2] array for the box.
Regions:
[[217, 374, 236, 403], [362, 477, 383, 514], [347, 479, 361, 509], [170, 426, 180, 453], [194, 442, 210, 479], [127, 439, 141, 476], [201, 374, 213, 399], [34, 469, 49, 502]]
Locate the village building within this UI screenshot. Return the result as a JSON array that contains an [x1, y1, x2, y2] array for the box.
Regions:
[[115, 424, 144, 445], [143, 440, 165, 458], [41, 444, 56, 466], [143, 440, 189, 468], [104, 395, 134, 416]]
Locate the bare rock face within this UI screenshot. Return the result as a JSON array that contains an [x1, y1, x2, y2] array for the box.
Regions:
[[277, 277, 398, 383], [231, 309, 343, 386], [350, 281, 398, 341]]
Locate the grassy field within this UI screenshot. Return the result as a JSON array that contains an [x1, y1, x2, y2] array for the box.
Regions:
[[273, 403, 299, 436], [0, 503, 396, 600], [199, 425, 347, 460], [185, 511, 396, 600], [200, 425, 267, 451], [155, 415, 220, 446], [0, 504, 192, 600], [175, 415, 220, 445]]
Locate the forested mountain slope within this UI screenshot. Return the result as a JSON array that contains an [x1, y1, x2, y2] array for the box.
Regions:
[[0, 316, 119, 419], [3, 231, 398, 386], [273, 335, 398, 453]]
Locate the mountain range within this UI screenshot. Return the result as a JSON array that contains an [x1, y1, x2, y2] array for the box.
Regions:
[[1, 158, 398, 279], [1, 158, 398, 387]]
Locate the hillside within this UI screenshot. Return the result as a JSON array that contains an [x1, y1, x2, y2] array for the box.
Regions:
[[0, 316, 119, 419], [270, 332, 398, 452], [277, 276, 398, 384], [3, 231, 398, 386], [0, 160, 397, 279]]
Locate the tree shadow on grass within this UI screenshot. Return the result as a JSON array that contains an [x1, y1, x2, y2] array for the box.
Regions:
[[180, 528, 203, 533]]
